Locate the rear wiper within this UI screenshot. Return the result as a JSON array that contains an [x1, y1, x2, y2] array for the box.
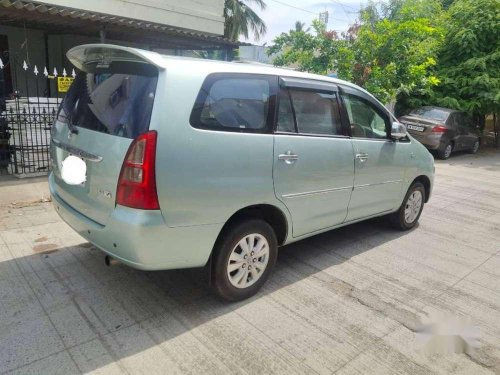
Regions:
[[67, 119, 79, 135], [63, 104, 79, 135]]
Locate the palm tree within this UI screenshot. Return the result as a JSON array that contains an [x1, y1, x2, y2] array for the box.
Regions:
[[294, 21, 309, 32], [224, 0, 267, 41]]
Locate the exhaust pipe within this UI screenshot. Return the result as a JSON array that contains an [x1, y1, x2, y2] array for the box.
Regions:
[[104, 255, 120, 267]]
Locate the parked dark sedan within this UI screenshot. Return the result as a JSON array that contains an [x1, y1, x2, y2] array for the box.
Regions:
[[399, 106, 481, 159]]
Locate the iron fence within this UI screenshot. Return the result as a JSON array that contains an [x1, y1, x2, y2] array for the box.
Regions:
[[0, 51, 72, 177]]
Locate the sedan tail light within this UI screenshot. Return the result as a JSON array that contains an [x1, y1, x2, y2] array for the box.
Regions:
[[116, 131, 159, 210], [431, 125, 448, 133]]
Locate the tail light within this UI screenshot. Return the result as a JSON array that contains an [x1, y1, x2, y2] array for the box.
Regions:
[[116, 131, 159, 210], [431, 125, 447, 133]]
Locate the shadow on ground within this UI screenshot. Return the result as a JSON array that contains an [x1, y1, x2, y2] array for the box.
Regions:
[[1, 217, 415, 373], [433, 146, 500, 171]]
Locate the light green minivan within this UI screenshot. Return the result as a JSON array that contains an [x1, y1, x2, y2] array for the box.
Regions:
[[49, 44, 434, 301]]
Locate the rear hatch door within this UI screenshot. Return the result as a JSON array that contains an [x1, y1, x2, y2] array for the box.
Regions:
[[51, 45, 161, 225]]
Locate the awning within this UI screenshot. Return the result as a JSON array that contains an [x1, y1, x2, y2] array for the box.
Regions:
[[0, 0, 245, 50]]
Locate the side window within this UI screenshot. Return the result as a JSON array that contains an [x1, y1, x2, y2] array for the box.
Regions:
[[289, 89, 342, 135], [462, 113, 474, 128], [457, 112, 472, 128], [190, 74, 272, 132], [342, 93, 389, 139], [448, 113, 459, 128], [276, 89, 295, 133]]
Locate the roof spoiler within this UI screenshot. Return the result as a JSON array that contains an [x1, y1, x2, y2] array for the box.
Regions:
[[67, 44, 166, 72]]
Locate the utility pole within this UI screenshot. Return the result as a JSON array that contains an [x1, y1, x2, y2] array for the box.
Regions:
[[319, 11, 329, 26]]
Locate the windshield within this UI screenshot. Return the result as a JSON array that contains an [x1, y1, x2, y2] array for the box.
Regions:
[[409, 107, 449, 122], [58, 61, 158, 139]]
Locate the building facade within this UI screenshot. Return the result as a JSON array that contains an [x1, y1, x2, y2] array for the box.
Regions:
[[0, 0, 237, 176], [0, 0, 234, 97]]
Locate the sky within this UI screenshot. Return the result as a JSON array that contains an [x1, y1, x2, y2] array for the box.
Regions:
[[241, 0, 364, 45]]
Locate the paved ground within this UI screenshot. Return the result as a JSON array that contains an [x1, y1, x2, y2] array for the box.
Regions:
[[1, 148, 500, 374]]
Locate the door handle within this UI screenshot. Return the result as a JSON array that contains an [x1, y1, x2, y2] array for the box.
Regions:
[[278, 151, 299, 164], [355, 153, 369, 162]]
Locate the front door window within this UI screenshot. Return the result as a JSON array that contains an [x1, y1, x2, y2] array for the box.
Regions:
[[341, 93, 388, 139]]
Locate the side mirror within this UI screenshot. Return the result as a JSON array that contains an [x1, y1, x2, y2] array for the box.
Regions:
[[391, 122, 407, 140]]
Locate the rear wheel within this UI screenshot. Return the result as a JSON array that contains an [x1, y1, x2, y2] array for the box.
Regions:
[[469, 139, 480, 154], [389, 182, 425, 231], [212, 219, 277, 301], [437, 142, 453, 160]]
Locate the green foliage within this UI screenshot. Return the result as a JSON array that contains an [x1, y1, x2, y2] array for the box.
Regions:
[[432, 0, 500, 117], [269, 0, 446, 105], [440, 0, 456, 9], [224, 0, 267, 41], [268, 20, 353, 77], [353, 0, 445, 104], [268, 0, 498, 123]]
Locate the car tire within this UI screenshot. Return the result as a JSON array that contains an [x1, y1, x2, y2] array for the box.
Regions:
[[212, 219, 278, 301], [437, 142, 453, 160], [389, 182, 425, 231], [469, 139, 480, 154]]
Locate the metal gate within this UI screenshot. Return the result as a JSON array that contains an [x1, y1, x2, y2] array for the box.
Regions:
[[1, 51, 73, 177]]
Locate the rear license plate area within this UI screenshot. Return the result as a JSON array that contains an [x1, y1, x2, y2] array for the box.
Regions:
[[406, 124, 425, 132]]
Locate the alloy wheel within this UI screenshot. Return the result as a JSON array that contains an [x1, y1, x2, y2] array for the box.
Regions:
[[404, 190, 423, 224], [444, 144, 452, 159], [227, 233, 270, 289]]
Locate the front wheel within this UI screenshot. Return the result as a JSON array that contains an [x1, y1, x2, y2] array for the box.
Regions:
[[212, 219, 278, 301], [389, 182, 425, 231]]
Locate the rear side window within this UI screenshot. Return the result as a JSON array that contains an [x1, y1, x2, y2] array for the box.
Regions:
[[289, 89, 342, 135], [59, 62, 158, 139], [190, 73, 275, 133]]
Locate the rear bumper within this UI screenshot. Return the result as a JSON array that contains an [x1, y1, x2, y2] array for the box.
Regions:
[[49, 173, 221, 271], [408, 132, 444, 150]]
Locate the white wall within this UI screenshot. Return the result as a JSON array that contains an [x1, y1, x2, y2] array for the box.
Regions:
[[239, 46, 272, 64], [35, 0, 225, 35]]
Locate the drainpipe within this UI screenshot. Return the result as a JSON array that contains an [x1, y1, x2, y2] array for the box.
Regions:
[[43, 32, 51, 97]]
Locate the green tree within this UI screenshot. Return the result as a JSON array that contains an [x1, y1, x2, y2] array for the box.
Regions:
[[352, 0, 445, 105], [224, 0, 267, 41], [268, 20, 353, 76], [440, 0, 456, 9], [433, 0, 499, 136], [294, 21, 310, 32], [269, 0, 445, 106]]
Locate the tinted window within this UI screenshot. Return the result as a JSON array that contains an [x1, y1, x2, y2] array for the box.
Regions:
[[190, 74, 272, 132], [447, 113, 458, 128], [410, 107, 450, 122], [59, 62, 158, 139], [455, 112, 472, 128], [462, 113, 474, 128], [342, 93, 388, 139], [276, 89, 295, 133], [289, 90, 342, 135]]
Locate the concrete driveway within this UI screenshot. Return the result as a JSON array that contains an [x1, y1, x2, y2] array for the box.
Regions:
[[1, 149, 499, 374]]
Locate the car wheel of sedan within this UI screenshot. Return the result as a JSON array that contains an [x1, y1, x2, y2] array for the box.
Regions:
[[438, 142, 453, 160], [469, 140, 480, 154], [389, 182, 425, 231], [212, 219, 278, 301]]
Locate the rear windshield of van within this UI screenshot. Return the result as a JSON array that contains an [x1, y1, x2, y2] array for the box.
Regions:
[[58, 62, 158, 139]]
